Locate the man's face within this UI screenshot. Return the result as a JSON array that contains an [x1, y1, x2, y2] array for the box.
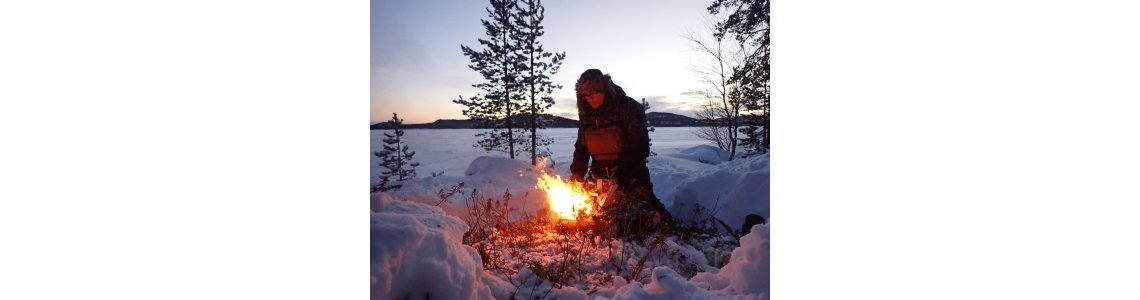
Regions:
[[584, 91, 605, 109]]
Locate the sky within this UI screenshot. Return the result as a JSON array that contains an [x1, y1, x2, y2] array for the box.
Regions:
[[372, 0, 723, 124]]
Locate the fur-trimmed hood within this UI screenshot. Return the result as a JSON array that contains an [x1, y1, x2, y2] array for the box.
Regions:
[[575, 69, 630, 113]]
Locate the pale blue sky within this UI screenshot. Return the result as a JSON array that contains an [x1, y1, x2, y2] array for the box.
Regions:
[[372, 0, 719, 124]]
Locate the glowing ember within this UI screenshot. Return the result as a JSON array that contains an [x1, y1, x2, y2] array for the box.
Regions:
[[535, 169, 593, 220]]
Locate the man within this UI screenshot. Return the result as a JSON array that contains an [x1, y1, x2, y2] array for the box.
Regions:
[[570, 69, 672, 234]]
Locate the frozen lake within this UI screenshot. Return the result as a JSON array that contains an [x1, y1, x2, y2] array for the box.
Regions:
[[370, 127, 712, 180]]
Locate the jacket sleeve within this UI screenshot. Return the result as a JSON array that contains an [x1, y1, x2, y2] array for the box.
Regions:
[[570, 118, 589, 180], [619, 99, 650, 169]]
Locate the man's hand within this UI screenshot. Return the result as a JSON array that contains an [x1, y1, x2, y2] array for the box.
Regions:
[[569, 173, 586, 184]]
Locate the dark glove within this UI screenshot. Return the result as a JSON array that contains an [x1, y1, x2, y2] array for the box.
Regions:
[[612, 164, 627, 181], [613, 164, 638, 186]]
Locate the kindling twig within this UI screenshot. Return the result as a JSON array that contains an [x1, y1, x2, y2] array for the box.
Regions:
[[434, 181, 465, 206], [628, 230, 669, 282]]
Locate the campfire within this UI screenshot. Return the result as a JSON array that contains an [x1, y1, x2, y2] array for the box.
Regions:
[[536, 170, 592, 220], [533, 160, 612, 221]]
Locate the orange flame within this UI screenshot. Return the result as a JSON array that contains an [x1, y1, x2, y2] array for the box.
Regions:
[[536, 171, 592, 220], [534, 159, 593, 220]]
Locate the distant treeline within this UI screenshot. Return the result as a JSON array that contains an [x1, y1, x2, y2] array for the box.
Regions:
[[370, 112, 758, 130]]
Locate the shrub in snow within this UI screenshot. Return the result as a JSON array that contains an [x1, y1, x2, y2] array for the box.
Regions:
[[608, 224, 770, 299], [670, 198, 738, 264], [512, 267, 590, 300], [454, 182, 721, 298]]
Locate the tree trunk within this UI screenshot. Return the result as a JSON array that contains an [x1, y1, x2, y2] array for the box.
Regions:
[[529, 40, 537, 165], [395, 128, 403, 180], [502, 30, 515, 159]]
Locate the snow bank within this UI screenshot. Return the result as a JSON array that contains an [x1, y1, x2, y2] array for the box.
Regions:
[[371, 193, 511, 299], [668, 154, 770, 229], [646, 154, 718, 208], [718, 224, 770, 295], [667, 144, 732, 164], [464, 155, 535, 177], [376, 156, 552, 222]]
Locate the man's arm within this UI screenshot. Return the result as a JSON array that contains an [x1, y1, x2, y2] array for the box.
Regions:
[[570, 117, 590, 181]]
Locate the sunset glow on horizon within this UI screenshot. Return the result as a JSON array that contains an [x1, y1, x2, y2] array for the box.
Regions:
[[372, 0, 720, 125]]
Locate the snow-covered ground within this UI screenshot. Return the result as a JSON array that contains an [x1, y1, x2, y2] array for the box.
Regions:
[[372, 127, 769, 299]]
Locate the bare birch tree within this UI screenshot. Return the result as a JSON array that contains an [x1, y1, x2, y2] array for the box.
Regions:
[[683, 19, 749, 160]]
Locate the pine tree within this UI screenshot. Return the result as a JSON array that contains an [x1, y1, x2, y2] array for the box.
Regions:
[[737, 114, 763, 157], [375, 113, 419, 180], [709, 0, 769, 155], [641, 98, 657, 157], [454, 0, 529, 159], [513, 0, 565, 165]]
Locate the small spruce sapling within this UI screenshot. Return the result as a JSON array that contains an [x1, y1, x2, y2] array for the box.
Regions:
[[375, 113, 419, 181]]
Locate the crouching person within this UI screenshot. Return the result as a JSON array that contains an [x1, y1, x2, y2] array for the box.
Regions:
[[570, 69, 673, 237]]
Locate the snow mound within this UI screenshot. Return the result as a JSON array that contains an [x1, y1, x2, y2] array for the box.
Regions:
[[371, 195, 506, 299], [460, 155, 542, 205], [646, 154, 717, 208], [613, 266, 709, 299], [718, 224, 770, 295], [667, 144, 731, 164], [669, 154, 770, 228], [378, 156, 551, 221]]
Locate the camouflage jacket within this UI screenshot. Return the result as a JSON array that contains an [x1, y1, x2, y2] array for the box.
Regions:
[[571, 85, 650, 182]]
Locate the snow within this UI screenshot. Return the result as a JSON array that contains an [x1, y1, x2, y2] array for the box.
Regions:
[[668, 144, 733, 164], [718, 225, 771, 295], [371, 127, 769, 299], [378, 155, 549, 221], [370, 193, 509, 299], [372, 127, 711, 182], [512, 268, 591, 300], [606, 225, 770, 300], [666, 153, 771, 228]]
